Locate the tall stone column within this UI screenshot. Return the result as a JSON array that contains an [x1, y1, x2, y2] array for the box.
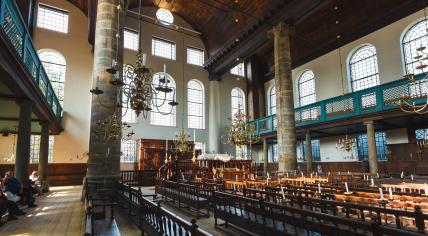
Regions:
[[38, 121, 49, 192], [305, 130, 312, 173], [263, 138, 268, 176], [365, 121, 378, 174], [87, 0, 124, 186], [270, 22, 297, 172], [15, 99, 32, 188]]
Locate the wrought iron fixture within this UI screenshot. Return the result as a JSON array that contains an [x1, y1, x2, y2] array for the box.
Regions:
[[221, 105, 260, 159], [336, 134, 356, 152]]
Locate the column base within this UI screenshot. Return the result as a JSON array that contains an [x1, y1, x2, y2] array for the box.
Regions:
[[40, 181, 50, 193]]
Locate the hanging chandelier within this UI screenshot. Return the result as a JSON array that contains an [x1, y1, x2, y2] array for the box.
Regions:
[[221, 104, 260, 159], [93, 112, 134, 141], [173, 129, 192, 153], [397, 9, 428, 114], [336, 134, 356, 152]]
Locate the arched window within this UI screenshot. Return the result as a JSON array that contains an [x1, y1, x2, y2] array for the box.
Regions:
[[402, 19, 428, 75], [38, 50, 66, 106], [187, 80, 204, 129], [298, 70, 316, 106], [150, 73, 176, 127], [231, 87, 245, 118], [122, 65, 136, 123], [269, 85, 276, 115], [349, 44, 380, 92]]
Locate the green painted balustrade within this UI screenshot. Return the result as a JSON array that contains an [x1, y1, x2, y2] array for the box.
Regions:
[[249, 74, 428, 135], [0, 0, 62, 121]]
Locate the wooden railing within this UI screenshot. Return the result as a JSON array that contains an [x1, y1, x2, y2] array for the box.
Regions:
[[120, 170, 157, 186], [115, 182, 212, 236]]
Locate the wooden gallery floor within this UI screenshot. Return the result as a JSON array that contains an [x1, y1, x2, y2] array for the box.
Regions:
[[0, 186, 140, 236]]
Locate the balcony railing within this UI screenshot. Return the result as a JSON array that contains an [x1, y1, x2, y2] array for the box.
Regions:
[[0, 0, 62, 121], [249, 74, 428, 135]]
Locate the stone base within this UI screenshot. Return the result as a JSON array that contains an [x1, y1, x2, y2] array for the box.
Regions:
[[40, 180, 50, 193]]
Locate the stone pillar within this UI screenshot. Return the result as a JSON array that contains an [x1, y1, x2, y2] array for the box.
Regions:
[[270, 22, 297, 172], [246, 56, 265, 120], [38, 121, 49, 192], [263, 138, 268, 176], [208, 80, 221, 153], [365, 121, 378, 174], [305, 130, 312, 173], [87, 0, 124, 186], [15, 99, 32, 188]]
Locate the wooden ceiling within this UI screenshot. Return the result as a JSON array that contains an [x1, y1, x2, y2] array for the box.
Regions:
[[67, 0, 426, 76]]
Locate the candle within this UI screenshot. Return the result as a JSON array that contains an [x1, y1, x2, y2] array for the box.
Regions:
[[371, 178, 374, 187], [142, 53, 147, 66], [345, 182, 349, 193], [280, 186, 286, 200], [379, 188, 384, 200], [389, 187, 393, 199], [233, 184, 236, 191], [193, 130, 196, 143], [286, 172, 289, 177], [376, 172, 380, 178], [400, 171, 404, 179], [267, 172, 270, 179], [424, 183, 428, 195], [163, 64, 167, 74], [318, 183, 322, 193], [165, 139, 168, 159], [235, 174, 238, 181], [310, 173, 313, 179], [411, 174, 414, 181], [315, 172, 318, 177], [301, 172, 304, 177], [182, 173, 185, 180]]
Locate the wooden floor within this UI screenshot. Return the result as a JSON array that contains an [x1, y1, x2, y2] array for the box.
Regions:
[[0, 186, 85, 236]]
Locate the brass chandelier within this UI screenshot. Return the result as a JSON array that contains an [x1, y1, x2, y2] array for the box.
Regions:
[[93, 112, 133, 141], [221, 104, 260, 159], [173, 129, 192, 153]]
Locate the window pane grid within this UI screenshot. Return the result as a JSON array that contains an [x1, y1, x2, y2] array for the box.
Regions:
[[231, 87, 245, 118], [187, 47, 204, 66], [150, 73, 176, 126], [402, 20, 428, 75], [357, 132, 387, 161], [37, 4, 69, 33], [230, 63, 245, 76], [301, 140, 321, 161], [416, 129, 428, 140], [39, 51, 66, 106], [30, 135, 54, 163], [121, 139, 137, 163], [187, 80, 204, 129], [298, 71, 316, 106], [152, 37, 176, 60], [349, 45, 380, 92], [269, 144, 278, 162], [124, 29, 139, 51]]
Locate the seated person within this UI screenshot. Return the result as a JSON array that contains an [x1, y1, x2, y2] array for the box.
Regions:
[[4, 171, 37, 208], [29, 171, 42, 194], [0, 177, 25, 221]]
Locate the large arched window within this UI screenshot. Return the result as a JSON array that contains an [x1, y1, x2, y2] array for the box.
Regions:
[[231, 87, 245, 118], [38, 50, 66, 106], [150, 73, 176, 126], [402, 19, 428, 75], [269, 85, 276, 115], [298, 70, 316, 106], [122, 65, 136, 123], [348, 44, 380, 92], [187, 79, 204, 129]]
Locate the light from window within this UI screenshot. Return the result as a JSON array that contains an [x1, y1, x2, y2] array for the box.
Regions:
[[150, 73, 176, 126], [187, 47, 204, 66], [37, 4, 69, 33], [122, 65, 136, 123], [298, 70, 316, 106], [269, 144, 278, 162], [30, 135, 54, 163], [156, 8, 174, 25], [230, 63, 245, 76], [121, 139, 137, 163], [402, 20, 428, 75], [356, 132, 387, 161], [39, 50, 66, 106], [349, 45, 380, 92], [416, 129, 428, 140], [269, 86, 276, 115], [124, 28, 139, 51], [187, 80, 204, 129], [301, 140, 321, 161], [152, 37, 176, 60], [231, 87, 245, 118]]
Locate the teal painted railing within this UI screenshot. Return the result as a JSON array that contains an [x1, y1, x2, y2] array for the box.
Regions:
[[249, 74, 428, 135], [0, 0, 62, 121]]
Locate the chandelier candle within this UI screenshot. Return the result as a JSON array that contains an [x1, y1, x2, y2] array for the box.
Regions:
[[371, 178, 374, 187], [345, 182, 349, 193]]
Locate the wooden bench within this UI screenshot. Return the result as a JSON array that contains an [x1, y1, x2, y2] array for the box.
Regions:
[[155, 180, 210, 218]]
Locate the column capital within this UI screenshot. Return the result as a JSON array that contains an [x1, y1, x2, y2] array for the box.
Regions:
[[268, 22, 290, 39], [364, 120, 375, 126]]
